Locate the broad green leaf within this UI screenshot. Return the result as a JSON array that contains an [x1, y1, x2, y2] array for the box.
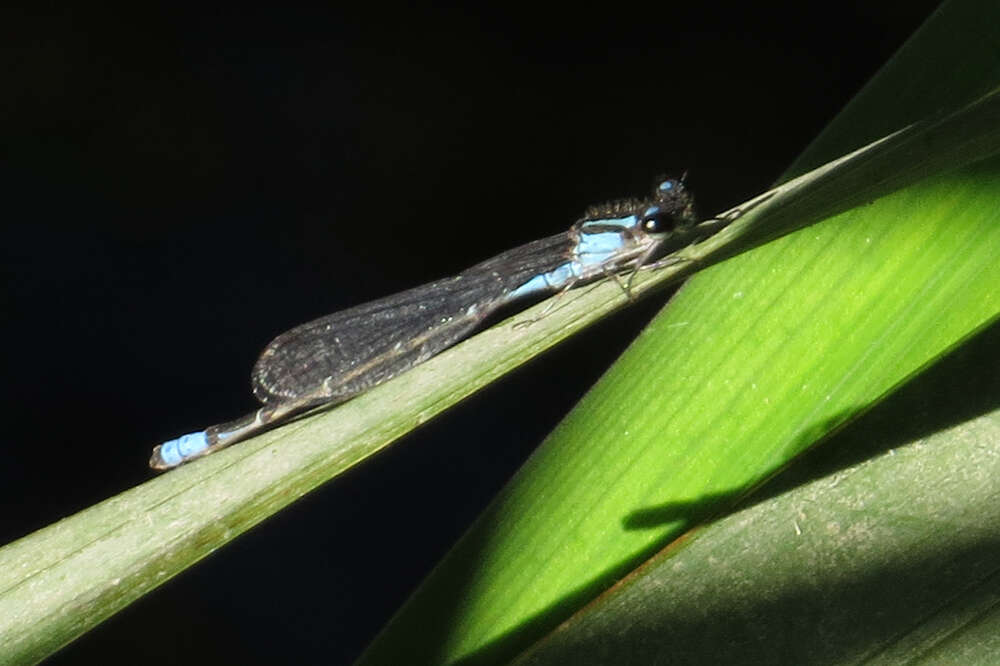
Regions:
[[359, 158, 1000, 666], [514, 323, 1000, 664]]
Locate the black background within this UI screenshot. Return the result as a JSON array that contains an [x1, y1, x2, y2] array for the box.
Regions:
[[3, 3, 940, 664]]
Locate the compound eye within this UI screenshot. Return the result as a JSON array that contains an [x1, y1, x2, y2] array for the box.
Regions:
[[641, 207, 678, 234]]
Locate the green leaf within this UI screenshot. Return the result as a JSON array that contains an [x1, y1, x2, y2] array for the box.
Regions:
[[359, 156, 1000, 666], [513, 323, 1000, 665]]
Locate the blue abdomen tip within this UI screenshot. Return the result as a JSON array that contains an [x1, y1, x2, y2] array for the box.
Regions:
[[158, 431, 209, 467]]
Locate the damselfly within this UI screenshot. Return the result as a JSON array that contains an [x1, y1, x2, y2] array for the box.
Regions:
[[151, 177, 724, 469]]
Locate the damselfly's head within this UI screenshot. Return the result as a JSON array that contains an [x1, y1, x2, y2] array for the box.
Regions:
[[638, 178, 698, 239]]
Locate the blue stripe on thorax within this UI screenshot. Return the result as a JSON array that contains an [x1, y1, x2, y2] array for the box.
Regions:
[[506, 214, 636, 301]]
